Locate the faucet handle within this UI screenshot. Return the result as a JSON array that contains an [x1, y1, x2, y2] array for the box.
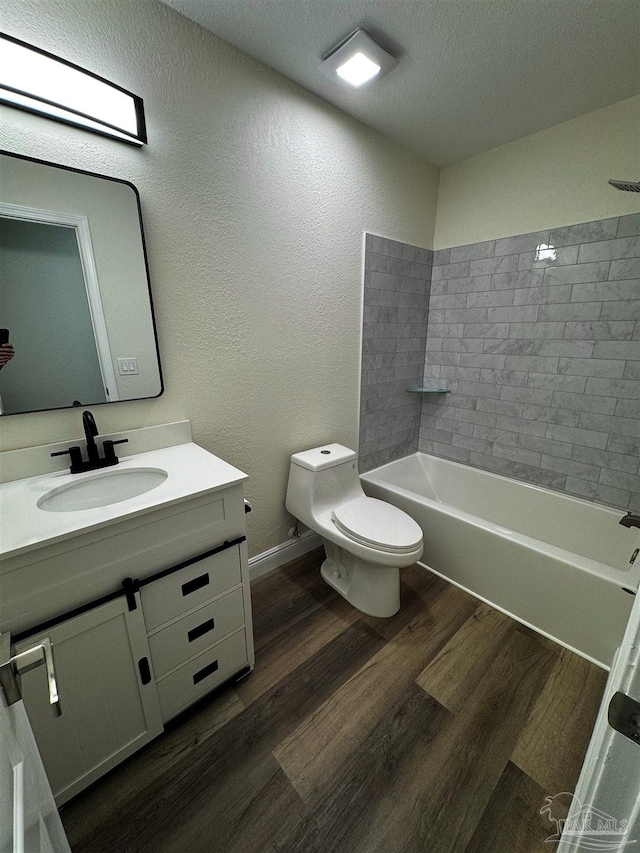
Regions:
[[51, 446, 84, 472], [103, 438, 128, 463]]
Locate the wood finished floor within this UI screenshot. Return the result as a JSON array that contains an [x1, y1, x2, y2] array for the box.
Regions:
[[61, 549, 607, 853]]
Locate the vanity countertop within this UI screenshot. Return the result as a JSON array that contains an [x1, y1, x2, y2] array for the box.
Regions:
[[0, 442, 247, 561]]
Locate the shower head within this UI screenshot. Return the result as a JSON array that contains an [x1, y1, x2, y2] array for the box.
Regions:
[[608, 179, 640, 192]]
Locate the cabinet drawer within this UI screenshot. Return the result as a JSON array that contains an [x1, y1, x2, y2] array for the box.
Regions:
[[156, 629, 248, 721], [141, 545, 242, 631], [148, 588, 245, 678]]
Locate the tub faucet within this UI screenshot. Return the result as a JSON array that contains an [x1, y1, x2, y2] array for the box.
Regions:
[[620, 512, 640, 529]]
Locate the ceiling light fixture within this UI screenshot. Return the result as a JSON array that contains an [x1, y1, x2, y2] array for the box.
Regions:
[[0, 33, 146, 146], [320, 29, 398, 88]]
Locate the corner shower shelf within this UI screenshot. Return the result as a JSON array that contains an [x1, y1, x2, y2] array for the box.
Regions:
[[406, 387, 450, 394]]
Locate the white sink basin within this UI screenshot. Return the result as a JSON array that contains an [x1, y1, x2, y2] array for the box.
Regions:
[[37, 467, 168, 512]]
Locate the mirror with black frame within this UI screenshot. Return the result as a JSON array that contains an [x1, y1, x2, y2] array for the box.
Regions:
[[0, 151, 163, 416]]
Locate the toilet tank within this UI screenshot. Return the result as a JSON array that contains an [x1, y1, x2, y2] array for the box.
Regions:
[[286, 444, 363, 521]]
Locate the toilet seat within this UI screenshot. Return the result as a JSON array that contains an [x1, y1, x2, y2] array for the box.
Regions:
[[331, 497, 423, 554]]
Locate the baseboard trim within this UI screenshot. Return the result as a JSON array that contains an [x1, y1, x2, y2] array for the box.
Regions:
[[249, 531, 323, 582]]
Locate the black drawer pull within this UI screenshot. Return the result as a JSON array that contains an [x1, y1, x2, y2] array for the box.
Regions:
[[188, 618, 215, 643], [193, 659, 219, 685], [138, 657, 151, 685], [182, 573, 210, 596]]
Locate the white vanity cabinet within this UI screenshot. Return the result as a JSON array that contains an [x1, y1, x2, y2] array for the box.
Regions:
[[141, 542, 251, 721], [17, 593, 163, 805], [1, 435, 254, 806]]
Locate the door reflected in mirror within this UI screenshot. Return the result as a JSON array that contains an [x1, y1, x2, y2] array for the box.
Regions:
[[0, 151, 162, 416]]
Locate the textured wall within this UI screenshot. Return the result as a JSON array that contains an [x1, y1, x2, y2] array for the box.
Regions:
[[0, 0, 439, 556], [359, 234, 432, 473], [421, 215, 640, 511], [435, 96, 640, 249]]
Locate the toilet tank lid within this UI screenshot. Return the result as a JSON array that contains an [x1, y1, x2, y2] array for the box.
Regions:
[[290, 444, 357, 472]]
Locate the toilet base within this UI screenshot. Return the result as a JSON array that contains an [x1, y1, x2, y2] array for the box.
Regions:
[[320, 540, 400, 618]]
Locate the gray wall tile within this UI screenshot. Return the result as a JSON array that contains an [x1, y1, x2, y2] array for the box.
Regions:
[[484, 338, 534, 355], [508, 323, 565, 339], [467, 290, 515, 307], [601, 300, 640, 321], [608, 435, 640, 456], [610, 258, 640, 279], [449, 240, 495, 263], [517, 434, 573, 459], [513, 285, 572, 305], [544, 262, 610, 285], [571, 281, 639, 302], [571, 445, 639, 474], [491, 271, 544, 290], [432, 248, 450, 265], [504, 355, 559, 373], [550, 219, 618, 246], [592, 340, 640, 359], [617, 214, 640, 239], [470, 255, 519, 276], [565, 477, 632, 508], [578, 412, 640, 437], [537, 303, 603, 322], [545, 424, 608, 449], [585, 377, 640, 399], [518, 245, 579, 269], [532, 340, 594, 357], [360, 220, 640, 509], [565, 321, 635, 340], [616, 399, 640, 418], [487, 305, 539, 323], [557, 358, 625, 378], [578, 236, 640, 264], [551, 391, 617, 414], [494, 231, 549, 256]]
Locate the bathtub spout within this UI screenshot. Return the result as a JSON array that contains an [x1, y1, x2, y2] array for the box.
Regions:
[[619, 512, 640, 529]]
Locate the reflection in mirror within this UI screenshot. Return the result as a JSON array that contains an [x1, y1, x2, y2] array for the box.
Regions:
[[0, 152, 162, 416]]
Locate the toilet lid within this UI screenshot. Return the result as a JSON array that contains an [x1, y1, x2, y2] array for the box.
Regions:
[[331, 497, 423, 553]]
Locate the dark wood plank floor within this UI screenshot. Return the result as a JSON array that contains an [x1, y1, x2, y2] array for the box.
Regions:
[[61, 549, 607, 853]]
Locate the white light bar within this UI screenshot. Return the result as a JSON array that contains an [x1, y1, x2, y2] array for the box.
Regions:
[[0, 33, 146, 145], [320, 29, 398, 88]]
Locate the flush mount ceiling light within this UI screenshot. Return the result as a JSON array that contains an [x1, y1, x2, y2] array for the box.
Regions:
[[320, 28, 398, 88], [0, 33, 146, 145]]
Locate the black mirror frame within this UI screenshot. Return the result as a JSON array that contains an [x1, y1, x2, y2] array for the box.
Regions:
[[0, 149, 164, 416]]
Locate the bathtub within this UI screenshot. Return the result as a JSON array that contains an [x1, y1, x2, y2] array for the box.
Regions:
[[361, 453, 639, 668]]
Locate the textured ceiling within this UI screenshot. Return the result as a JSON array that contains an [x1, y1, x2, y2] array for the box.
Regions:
[[162, 0, 640, 166]]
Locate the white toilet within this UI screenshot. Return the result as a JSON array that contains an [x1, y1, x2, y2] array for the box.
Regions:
[[286, 443, 424, 617]]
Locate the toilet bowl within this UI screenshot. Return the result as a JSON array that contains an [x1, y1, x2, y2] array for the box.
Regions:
[[285, 443, 424, 617]]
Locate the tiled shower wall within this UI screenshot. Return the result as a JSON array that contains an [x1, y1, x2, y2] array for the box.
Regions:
[[421, 214, 640, 510], [359, 235, 433, 472]]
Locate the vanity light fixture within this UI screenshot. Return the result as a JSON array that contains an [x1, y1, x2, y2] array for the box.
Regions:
[[0, 33, 146, 145], [320, 29, 398, 88]]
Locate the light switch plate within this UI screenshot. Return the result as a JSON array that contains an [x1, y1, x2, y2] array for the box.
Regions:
[[117, 357, 139, 375]]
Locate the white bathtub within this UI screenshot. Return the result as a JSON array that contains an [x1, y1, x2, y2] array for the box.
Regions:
[[361, 453, 639, 668]]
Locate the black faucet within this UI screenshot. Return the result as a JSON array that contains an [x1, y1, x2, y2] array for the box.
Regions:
[[83, 411, 100, 463], [620, 512, 640, 530], [51, 410, 129, 474]]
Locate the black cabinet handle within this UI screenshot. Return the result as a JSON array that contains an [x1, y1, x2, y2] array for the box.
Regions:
[[187, 618, 215, 643], [193, 659, 219, 685], [138, 657, 151, 685], [181, 573, 210, 596]]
